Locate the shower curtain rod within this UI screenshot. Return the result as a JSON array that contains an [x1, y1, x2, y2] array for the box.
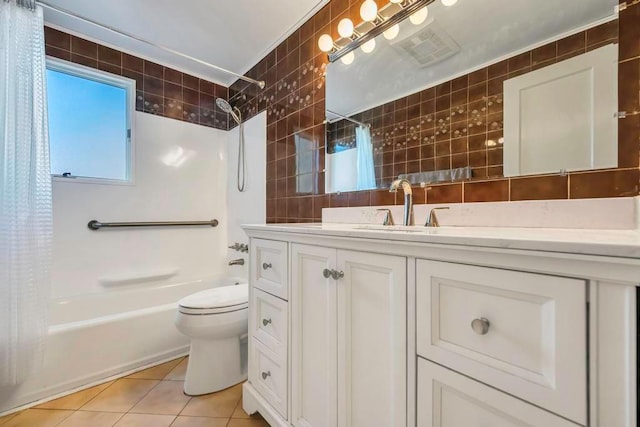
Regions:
[[326, 110, 370, 128], [37, 1, 266, 89]]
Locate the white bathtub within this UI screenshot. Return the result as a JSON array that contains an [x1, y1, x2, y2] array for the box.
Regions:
[[0, 276, 245, 414]]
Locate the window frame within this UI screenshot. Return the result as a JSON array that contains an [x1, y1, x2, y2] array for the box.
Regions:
[[46, 56, 136, 185]]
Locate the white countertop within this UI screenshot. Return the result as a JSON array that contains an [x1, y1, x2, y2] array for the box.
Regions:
[[242, 223, 640, 259]]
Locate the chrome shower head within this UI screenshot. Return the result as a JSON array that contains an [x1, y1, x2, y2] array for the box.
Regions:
[[216, 98, 241, 125]]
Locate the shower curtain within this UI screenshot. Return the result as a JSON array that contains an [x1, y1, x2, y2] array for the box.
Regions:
[[0, 0, 53, 386], [355, 125, 376, 190]]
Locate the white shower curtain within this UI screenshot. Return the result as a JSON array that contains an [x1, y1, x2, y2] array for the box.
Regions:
[[355, 125, 376, 190], [0, 1, 53, 386]]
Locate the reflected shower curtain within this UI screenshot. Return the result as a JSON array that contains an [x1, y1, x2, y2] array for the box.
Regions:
[[0, 1, 53, 385], [355, 125, 376, 190]]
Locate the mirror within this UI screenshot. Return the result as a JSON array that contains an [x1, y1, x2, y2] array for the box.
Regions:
[[325, 0, 619, 193]]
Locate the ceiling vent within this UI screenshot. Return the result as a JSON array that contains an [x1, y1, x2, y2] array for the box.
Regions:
[[390, 18, 460, 67]]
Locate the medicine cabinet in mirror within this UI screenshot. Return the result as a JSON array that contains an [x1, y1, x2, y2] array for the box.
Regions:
[[324, 0, 619, 193]]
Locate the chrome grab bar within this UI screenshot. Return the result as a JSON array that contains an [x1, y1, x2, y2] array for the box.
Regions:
[[88, 219, 219, 230]]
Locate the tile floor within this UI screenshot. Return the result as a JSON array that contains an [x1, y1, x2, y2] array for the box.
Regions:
[[0, 357, 269, 427]]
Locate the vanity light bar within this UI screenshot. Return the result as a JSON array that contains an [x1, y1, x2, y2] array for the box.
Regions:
[[328, 0, 435, 63]]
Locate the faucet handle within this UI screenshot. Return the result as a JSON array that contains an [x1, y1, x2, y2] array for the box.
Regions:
[[425, 207, 450, 227], [376, 209, 394, 226]]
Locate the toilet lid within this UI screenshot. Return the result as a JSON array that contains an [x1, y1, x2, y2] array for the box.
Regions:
[[178, 283, 248, 314]]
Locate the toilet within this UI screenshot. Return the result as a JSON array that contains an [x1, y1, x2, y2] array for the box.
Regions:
[[175, 283, 249, 396]]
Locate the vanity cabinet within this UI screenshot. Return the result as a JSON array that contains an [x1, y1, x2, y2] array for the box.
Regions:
[[243, 226, 637, 427], [290, 244, 407, 427]]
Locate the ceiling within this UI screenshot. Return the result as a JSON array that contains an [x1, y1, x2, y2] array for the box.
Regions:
[[326, 0, 618, 118], [42, 0, 328, 86]]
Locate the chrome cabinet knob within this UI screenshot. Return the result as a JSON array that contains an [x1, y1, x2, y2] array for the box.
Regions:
[[471, 318, 490, 335], [262, 262, 272, 270], [323, 268, 333, 279], [262, 318, 272, 326], [261, 371, 271, 380], [332, 270, 345, 280]]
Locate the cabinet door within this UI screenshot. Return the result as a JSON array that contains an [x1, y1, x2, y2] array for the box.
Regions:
[[291, 244, 337, 427], [337, 250, 407, 427]]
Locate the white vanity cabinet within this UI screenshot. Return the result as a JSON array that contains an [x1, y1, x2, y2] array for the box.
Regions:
[[290, 244, 407, 427], [242, 225, 638, 427]]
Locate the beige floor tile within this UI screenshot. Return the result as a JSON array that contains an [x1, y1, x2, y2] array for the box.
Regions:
[[36, 381, 115, 410], [127, 358, 184, 380], [231, 399, 251, 419], [169, 416, 228, 427], [130, 380, 191, 415], [113, 413, 175, 427], [2, 409, 73, 427], [0, 412, 18, 426], [164, 357, 189, 381], [180, 384, 242, 418], [56, 411, 123, 427], [81, 379, 159, 412], [226, 419, 269, 427]]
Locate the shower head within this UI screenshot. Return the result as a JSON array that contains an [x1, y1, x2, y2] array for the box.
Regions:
[[216, 98, 241, 125]]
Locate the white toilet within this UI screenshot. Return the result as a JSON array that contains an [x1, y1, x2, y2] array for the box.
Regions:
[[175, 283, 249, 395]]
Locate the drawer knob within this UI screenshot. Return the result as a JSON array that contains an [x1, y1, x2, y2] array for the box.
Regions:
[[323, 268, 333, 279], [471, 318, 490, 335], [332, 270, 345, 280], [261, 370, 271, 380], [262, 318, 272, 326], [262, 262, 272, 270]]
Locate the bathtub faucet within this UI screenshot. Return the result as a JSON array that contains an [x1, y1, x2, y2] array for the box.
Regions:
[[228, 258, 245, 266]]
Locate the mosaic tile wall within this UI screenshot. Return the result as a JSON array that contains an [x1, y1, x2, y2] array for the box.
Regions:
[[230, 0, 639, 223], [44, 27, 230, 130]]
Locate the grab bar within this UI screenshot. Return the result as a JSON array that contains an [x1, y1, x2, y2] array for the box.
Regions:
[[88, 219, 219, 230]]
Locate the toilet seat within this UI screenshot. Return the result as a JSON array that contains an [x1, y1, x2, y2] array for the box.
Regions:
[[178, 283, 248, 315]]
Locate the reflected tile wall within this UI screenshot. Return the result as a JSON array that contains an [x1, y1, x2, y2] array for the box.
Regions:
[[44, 27, 230, 130]]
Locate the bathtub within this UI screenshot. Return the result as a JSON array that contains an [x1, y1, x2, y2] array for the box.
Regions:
[[0, 276, 246, 415]]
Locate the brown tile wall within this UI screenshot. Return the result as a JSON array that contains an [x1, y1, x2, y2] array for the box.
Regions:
[[234, 1, 640, 223], [44, 26, 230, 130]]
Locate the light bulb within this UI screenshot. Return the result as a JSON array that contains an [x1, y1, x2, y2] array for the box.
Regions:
[[341, 51, 355, 65], [360, 0, 378, 22], [338, 18, 354, 38], [441, 0, 457, 5], [383, 24, 400, 40], [409, 6, 429, 25], [361, 38, 376, 53], [318, 34, 334, 52]]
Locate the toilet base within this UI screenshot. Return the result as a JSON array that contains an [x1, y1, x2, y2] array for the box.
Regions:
[[183, 335, 247, 396]]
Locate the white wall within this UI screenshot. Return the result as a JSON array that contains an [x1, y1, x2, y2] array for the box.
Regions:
[[226, 111, 267, 279], [51, 112, 228, 298]]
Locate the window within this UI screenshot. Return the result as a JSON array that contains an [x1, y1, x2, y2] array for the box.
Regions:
[[46, 58, 134, 183]]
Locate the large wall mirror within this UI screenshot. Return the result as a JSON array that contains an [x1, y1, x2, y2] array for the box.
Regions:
[[325, 0, 619, 193]]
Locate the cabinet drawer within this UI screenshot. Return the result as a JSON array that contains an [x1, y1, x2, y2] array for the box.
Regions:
[[251, 288, 287, 357], [416, 259, 587, 425], [250, 338, 287, 418], [417, 358, 578, 427], [251, 239, 288, 300]]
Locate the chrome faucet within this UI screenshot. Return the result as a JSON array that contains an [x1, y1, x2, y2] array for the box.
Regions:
[[228, 258, 245, 266], [376, 209, 394, 226], [389, 179, 413, 226]]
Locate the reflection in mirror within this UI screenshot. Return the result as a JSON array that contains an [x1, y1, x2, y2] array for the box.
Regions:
[[325, 0, 618, 193]]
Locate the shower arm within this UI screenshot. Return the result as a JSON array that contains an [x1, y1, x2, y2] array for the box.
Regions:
[[36, 1, 266, 90]]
